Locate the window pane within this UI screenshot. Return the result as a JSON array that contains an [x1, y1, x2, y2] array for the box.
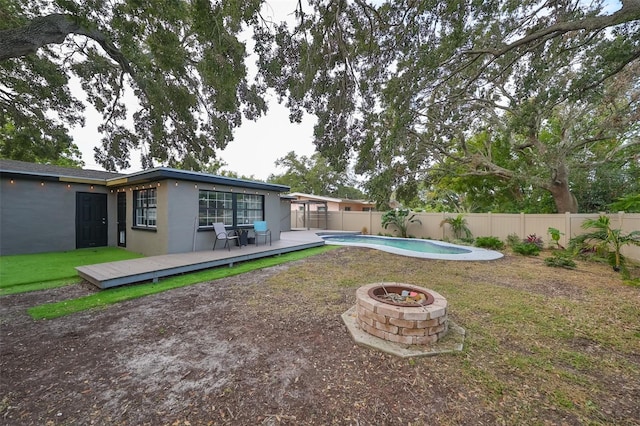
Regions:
[[236, 194, 263, 225], [134, 189, 157, 228], [198, 190, 233, 226]]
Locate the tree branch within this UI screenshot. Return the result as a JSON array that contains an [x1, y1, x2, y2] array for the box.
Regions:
[[0, 13, 135, 77], [464, 0, 640, 58]]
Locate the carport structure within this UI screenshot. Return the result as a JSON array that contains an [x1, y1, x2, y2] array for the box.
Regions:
[[290, 199, 328, 230]]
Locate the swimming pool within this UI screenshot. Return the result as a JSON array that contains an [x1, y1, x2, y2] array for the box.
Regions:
[[321, 234, 504, 261]]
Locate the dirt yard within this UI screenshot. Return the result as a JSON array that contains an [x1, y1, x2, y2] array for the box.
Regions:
[[1, 247, 639, 425]]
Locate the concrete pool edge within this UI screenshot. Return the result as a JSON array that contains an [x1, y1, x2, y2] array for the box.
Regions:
[[319, 233, 504, 261]]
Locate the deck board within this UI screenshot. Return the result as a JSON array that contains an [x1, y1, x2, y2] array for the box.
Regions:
[[76, 231, 326, 289]]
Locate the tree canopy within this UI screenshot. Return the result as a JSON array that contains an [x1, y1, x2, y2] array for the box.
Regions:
[[2, 0, 639, 213], [1, 0, 270, 170], [0, 117, 83, 167], [267, 151, 365, 198], [260, 0, 640, 212]]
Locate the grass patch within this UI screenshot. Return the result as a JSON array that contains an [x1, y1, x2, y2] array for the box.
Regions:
[[4, 246, 640, 424], [0, 247, 144, 295], [1, 278, 81, 296], [28, 245, 336, 320], [258, 248, 640, 423]]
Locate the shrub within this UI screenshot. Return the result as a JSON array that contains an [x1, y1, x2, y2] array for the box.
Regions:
[[608, 193, 640, 213], [506, 233, 521, 247], [513, 242, 541, 256], [547, 227, 565, 249], [525, 234, 544, 248], [381, 209, 422, 238], [544, 252, 577, 269], [474, 236, 505, 250]]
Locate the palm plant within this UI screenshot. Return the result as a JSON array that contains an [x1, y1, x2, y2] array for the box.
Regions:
[[440, 214, 473, 240], [381, 209, 422, 238], [608, 194, 640, 213], [571, 215, 640, 276]]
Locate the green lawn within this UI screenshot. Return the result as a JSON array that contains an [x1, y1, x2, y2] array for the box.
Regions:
[[0, 247, 145, 295], [8, 245, 336, 319]]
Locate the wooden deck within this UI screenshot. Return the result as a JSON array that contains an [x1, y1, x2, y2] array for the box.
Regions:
[[76, 231, 326, 289]]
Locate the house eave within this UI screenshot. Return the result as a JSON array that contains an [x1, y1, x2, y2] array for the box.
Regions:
[[106, 168, 290, 193], [0, 170, 109, 185]]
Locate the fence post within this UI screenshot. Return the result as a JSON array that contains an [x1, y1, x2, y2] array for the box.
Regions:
[[565, 212, 571, 247], [520, 212, 525, 238], [488, 212, 493, 236], [619, 211, 625, 229]]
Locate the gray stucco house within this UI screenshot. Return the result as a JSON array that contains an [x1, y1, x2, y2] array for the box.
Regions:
[[0, 159, 291, 256]]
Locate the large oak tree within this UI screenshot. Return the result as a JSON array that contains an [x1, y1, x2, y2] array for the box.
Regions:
[[260, 0, 640, 212], [2, 0, 639, 214]]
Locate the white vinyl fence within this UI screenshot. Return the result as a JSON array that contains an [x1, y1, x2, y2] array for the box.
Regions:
[[291, 210, 640, 262]]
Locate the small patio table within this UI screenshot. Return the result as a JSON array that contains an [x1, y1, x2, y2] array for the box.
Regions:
[[234, 228, 249, 246]]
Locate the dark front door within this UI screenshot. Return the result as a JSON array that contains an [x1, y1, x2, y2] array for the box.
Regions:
[[76, 192, 108, 249], [117, 192, 126, 247]]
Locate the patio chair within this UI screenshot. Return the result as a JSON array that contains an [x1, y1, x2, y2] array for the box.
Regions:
[[213, 222, 239, 251], [253, 221, 271, 246]]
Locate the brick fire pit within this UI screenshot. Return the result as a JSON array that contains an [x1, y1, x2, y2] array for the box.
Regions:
[[355, 283, 449, 345]]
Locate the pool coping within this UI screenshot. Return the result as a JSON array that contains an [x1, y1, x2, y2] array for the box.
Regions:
[[320, 234, 504, 261]]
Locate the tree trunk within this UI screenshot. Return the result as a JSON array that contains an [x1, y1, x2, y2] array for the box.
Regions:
[[548, 164, 578, 213]]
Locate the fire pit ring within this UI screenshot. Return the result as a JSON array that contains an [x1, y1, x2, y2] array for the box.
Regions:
[[368, 284, 435, 307], [355, 283, 448, 345]]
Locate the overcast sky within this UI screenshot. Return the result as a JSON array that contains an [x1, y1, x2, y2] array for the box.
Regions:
[[72, 0, 316, 181]]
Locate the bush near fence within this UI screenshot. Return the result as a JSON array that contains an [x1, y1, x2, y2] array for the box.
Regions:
[[291, 210, 640, 262]]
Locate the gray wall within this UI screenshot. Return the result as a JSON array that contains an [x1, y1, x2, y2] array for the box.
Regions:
[[0, 177, 112, 255], [280, 199, 291, 232], [118, 179, 286, 256], [167, 181, 200, 254], [122, 184, 170, 257], [178, 180, 285, 253], [0, 175, 287, 257]]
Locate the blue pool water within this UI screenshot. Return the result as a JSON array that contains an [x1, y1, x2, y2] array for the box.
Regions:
[[323, 235, 471, 254], [321, 234, 503, 261]]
